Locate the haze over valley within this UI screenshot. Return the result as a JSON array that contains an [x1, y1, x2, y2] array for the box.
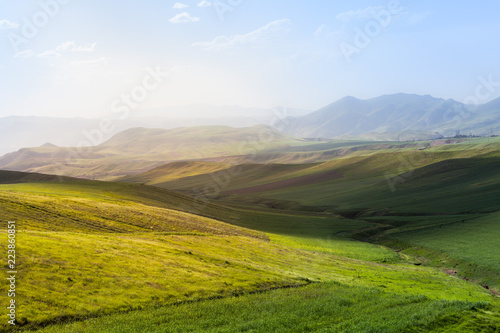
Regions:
[[1, 1, 500, 332]]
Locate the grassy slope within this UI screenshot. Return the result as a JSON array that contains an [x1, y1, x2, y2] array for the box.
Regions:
[[117, 141, 422, 190], [30, 283, 496, 333], [0, 184, 254, 236], [108, 138, 500, 331], [214, 208, 400, 262], [0, 182, 264, 238], [115, 139, 500, 266], [117, 161, 233, 186], [187, 141, 500, 295], [0, 172, 245, 230], [3, 139, 500, 331], [382, 212, 500, 290], [131, 140, 500, 212], [7, 228, 493, 331], [239, 145, 500, 212], [0, 174, 495, 331]]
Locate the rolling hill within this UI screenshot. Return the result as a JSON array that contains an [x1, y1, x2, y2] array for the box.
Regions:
[[0, 106, 311, 156], [119, 138, 500, 287], [275, 93, 500, 139], [3, 170, 497, 332], [0, 125, 307, 180], [2, 117, 500, 331], [121, 138, 500, 214]]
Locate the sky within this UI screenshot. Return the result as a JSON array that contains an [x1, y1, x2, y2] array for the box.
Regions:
[[1, 0, 500, 118]]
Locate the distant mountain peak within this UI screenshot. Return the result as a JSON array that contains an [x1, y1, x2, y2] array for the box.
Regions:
[[339, 96, 360, 101], [40, 143, 58, 148], [277, 93, 499, 139]]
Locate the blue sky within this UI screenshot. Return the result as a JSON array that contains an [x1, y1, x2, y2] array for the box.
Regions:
[[1, 0, 499, 118]]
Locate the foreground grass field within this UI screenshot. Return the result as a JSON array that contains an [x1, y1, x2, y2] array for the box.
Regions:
[[3, 226, 493, 331], [1, 174, 497, 332], [29, 283, 498, 333]]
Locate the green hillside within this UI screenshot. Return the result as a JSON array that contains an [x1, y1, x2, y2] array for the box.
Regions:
[[379, 211, 500, 291], [124, 139, 500, 213], [116, 138, 500, 299], [1, 171, 497, 332], [118, 161, 233, 186], [30, 283, 497, 333]]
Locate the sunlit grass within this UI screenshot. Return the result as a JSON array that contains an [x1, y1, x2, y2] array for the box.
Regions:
[[387, 212, 500, 289], [0, 228, 491, 330], [269, 233, 400, 263], [28, 282, 493, 333], [0, 176, 498, 331]]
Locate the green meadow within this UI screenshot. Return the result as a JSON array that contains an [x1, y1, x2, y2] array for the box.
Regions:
[[383, 212, 500, 290], [28, 283, 497, 333], [1, 138, 500, 332]]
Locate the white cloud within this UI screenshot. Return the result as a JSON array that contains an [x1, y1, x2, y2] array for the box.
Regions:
[[193, 19, 292, 50], [56, 41, 96, 52], [173, 3, 189, 9], [14, 50, 35, 58], [197, 1, 211, 7], [37, 50, 62, 58], [70, 57, 109, 67], [14, 42, 96, 59], [169, 12, 200, 23], [0, 19, 18, 29]]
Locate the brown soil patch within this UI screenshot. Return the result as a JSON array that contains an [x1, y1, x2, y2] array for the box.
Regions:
[[443, 269, 458, 276]]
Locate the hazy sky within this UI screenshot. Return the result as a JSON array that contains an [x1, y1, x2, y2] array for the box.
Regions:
[[1, 0, 500, 118]]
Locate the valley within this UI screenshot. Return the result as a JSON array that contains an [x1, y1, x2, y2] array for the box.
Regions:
[[1, 130, 499, 332], [3, 2, 500, 331]]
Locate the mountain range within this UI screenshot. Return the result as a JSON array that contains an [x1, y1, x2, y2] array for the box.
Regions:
[[2, 94, 499, 157], [275, 93, 500, 140]]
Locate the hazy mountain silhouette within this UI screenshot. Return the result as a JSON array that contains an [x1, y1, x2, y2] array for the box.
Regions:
[[275, 94, 500, 140]]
